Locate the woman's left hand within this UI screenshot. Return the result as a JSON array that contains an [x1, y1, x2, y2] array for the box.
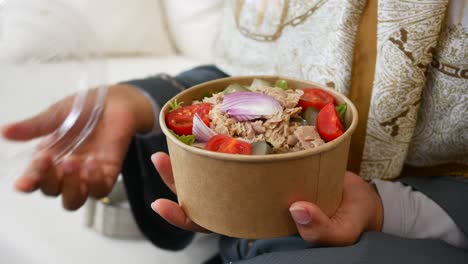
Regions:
[[289, 171, 383, 246], [150, 152, 209, 233]]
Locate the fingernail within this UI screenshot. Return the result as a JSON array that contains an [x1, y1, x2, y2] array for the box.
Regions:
[[151, 153, 157, 163], [0, 125, 6, 135], [151, 201, 157, 212], [19, 174, 38, 192], [290, 206, 311, 225], [17, 180, 33, 192]]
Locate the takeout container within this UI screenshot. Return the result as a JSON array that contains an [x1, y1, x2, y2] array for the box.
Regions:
[[159, 76, 358, 239]]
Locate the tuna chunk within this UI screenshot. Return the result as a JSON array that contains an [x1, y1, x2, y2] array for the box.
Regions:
[[206, 86, 325, 153], [202, 92, 224, 104], [287, 135, 299, 146], [294, 126, 324, 149], [251, 120, 266, 133]]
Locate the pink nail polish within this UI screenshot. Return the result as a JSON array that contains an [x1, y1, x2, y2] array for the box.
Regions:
[[151, 201, 157, 211], [290, 206, 311, 225], [151, 154, 157, 163]]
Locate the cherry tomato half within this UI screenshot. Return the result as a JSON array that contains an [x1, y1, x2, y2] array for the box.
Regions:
[[298, 88, 336, 110], [205, 135, 252, 155], [316, 102, 344, 142], [166, 103, 211, 135]]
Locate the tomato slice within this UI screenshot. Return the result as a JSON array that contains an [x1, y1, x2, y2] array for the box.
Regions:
[[205, 135, 252, 155], [205, 135, 230, 152], [298, 88, 336, 110], [218, 138, 252, 155], [316, 102, 344, 142], [166, 103, 211, 135]]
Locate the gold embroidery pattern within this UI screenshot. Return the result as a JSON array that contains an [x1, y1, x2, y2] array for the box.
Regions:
[[235, 0, 328, 42], [406, 22, 468, 167], [214, 0, 366, 95], [360, 0, 449, 180]]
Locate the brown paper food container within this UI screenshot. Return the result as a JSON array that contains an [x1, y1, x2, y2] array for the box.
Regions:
[[159, 76, 358, 239]]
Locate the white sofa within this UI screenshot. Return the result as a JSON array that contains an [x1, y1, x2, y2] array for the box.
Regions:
[[0, 1, 224, 263]]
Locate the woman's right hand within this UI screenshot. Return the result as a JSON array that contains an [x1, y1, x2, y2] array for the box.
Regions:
[[1, 84, 154, 210]]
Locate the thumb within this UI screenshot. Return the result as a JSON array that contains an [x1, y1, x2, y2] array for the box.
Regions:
[[2, 101, 69, 141], [289, 201, 357, 246]]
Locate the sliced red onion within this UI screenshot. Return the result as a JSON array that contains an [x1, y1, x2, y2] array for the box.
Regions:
[[192, 113, 217, 142], [221, 92, 282, 121]]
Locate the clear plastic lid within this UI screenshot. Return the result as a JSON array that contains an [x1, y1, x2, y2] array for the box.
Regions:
[[0, 0, 108, 186]]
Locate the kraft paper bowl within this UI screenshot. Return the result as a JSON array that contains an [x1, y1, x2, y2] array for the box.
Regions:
[[159, 76, 358, 239]]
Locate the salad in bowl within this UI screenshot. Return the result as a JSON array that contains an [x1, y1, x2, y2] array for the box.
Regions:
[[165, 78, 348, 155]]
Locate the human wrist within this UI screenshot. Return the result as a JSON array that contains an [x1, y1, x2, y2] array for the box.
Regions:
[[367, 182, 384, 232], [108, 84, 155, 133]]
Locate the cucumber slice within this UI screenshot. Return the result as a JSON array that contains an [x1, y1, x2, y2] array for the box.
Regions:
[[192, 142, 207, 149], [224, 83, 251, 94], [303, 107, 319, 126], [250, 78, 272, 89], [251, 141, 273, 155], [291, 117, 308, 126]]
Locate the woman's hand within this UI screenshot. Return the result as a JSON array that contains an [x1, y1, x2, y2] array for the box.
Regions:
[[1, 84, 154, 210], [150, 152, 209, 233], [289, 171, 383, 246], [151, 153, 383, 242]]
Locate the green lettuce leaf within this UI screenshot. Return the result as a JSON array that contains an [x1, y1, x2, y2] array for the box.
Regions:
[[168, 99, 183, 112], [169, 129, 195, 145], [336, 103, 347, 124]]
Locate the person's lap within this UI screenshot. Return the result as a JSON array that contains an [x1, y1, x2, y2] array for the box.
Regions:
[[215, 231, 468, 264]]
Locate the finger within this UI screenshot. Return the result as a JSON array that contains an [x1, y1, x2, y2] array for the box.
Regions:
[[151, 199, 208, 233], [14, 153, 53, 193], [151, 152, 176, 194], [289, 201, 357, 246], [85, 157, 113, 198], [1, 101, 68, 141], [37, 134, 58, 149], [39, 159, 62, 197], [61, 156, 88, 211]]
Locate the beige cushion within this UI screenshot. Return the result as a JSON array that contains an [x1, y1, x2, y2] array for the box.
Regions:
[[163, 0, 223, 61], [0, 0, 175, 59]]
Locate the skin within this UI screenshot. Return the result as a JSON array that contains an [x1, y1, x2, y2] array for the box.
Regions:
[[1, 85, 383, 245], [1, 85, 153, 210]]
